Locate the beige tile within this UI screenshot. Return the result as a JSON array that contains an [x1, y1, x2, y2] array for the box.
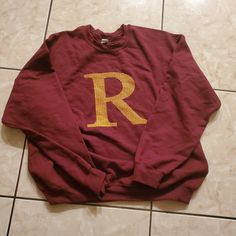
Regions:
[[47, 0, 162, 35], [17, 143, 151, 209], [0, 0, 50, 68], [0, 69, 25, 195], [153, 91, 236, 218], [10, 198, 149, 236], [163, 0, 236, 91], [0, 197, 13, 236], [151, 212, 236, 236]]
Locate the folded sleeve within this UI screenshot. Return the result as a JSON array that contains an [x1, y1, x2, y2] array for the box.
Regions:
[[1, 33, 108, 197], [131, 34, 221, 189]]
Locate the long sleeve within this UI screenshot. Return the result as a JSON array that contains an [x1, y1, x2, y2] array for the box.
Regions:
[[1, 33, 108, 198], [131, 34, 221, 189]]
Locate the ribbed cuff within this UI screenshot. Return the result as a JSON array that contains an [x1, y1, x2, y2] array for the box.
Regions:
[[86, 167, 107, 197], [131, 163, 164, 189]]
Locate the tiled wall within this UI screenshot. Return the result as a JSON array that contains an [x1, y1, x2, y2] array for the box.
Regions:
[[0, 0, 236, 235]]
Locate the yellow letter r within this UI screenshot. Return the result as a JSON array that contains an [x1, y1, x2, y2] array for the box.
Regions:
[[84, 72, 147, 127]]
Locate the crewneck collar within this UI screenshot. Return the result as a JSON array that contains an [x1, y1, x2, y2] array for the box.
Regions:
[[84, 24, 130, 53]]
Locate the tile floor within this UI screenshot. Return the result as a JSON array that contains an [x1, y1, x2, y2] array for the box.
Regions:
[[0, 0, 236, 235]]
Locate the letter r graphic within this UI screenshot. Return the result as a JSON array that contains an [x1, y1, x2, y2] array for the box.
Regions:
[[84, 72, 147, 127]]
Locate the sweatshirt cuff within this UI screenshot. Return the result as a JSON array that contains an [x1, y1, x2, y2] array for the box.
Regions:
[[131, 163, 164, 189], [86, 167, 107, 197]]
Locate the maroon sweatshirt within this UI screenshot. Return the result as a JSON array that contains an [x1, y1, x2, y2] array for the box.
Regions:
[[1, 24, 221, 205]]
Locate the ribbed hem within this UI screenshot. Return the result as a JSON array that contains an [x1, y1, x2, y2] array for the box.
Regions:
[[42, 182, 195, 205], [131, 163, 164, 189], [103, 183, 195, 204]]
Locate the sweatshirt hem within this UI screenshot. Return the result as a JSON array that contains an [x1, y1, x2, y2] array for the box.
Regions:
[[41, 181, 194, 205]]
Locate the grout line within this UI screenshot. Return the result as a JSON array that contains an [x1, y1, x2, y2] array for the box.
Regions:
[[150, 200, 153, 211], [13, 196, 151, 212], [0, 67, 21, 71], [13, 137, 27, 197], [161, 0, 165, 30], [0, 195, 14, 199], [70, 202, 151, 212], [152, 209, 236, 221], [214, 88, 236, 93], [43, 0, 54, 41], [6, 137, 27, 236], [148, 201, 153, 236], [2, 193, 236, 221], [14, 196, 47, 202]]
